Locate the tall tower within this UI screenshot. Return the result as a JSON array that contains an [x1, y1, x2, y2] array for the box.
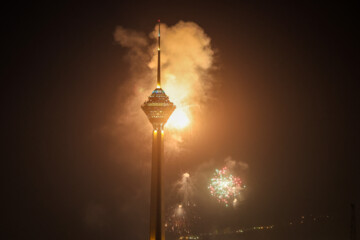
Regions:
[[142, 20, 176, 240]]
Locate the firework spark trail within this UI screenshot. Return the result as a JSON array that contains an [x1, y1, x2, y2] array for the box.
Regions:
[[208, 166, 245, 207], [175, 172, 194, 205], [167, 204, 189, 235], [166, 173, 200, 235]]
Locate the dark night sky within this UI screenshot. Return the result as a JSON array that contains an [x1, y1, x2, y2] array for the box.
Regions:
[[2, 1, 359, 239]]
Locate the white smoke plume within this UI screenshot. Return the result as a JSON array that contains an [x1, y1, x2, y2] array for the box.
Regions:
[[175, 172, 195, 205], [113, 21, 215, 156], [224, 156, 249, 171]]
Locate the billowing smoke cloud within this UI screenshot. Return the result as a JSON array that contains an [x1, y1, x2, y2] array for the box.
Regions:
[[113, 21, 215, 156], [148, 21, 214, 107]]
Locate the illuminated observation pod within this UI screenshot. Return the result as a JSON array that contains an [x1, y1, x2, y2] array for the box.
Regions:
[[141, 88, 176, 129]]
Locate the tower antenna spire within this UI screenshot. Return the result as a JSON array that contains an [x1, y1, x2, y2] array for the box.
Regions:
[[157, 19, 161, 88]]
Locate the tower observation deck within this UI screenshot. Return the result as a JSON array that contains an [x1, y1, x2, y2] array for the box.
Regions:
[[141, 20, 175, 240]]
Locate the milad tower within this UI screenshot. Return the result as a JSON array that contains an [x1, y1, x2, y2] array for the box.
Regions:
[[142, 20, 176, 240]]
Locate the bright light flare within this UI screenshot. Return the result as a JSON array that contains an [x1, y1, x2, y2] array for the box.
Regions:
[[167, 108, 190, 129], [175, 204, 184, 216]]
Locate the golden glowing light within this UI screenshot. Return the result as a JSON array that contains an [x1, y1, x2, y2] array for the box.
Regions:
[[166, 108, 190, 129]]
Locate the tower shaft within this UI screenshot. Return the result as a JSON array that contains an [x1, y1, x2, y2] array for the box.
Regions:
[[149, 128, 165, 240]]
